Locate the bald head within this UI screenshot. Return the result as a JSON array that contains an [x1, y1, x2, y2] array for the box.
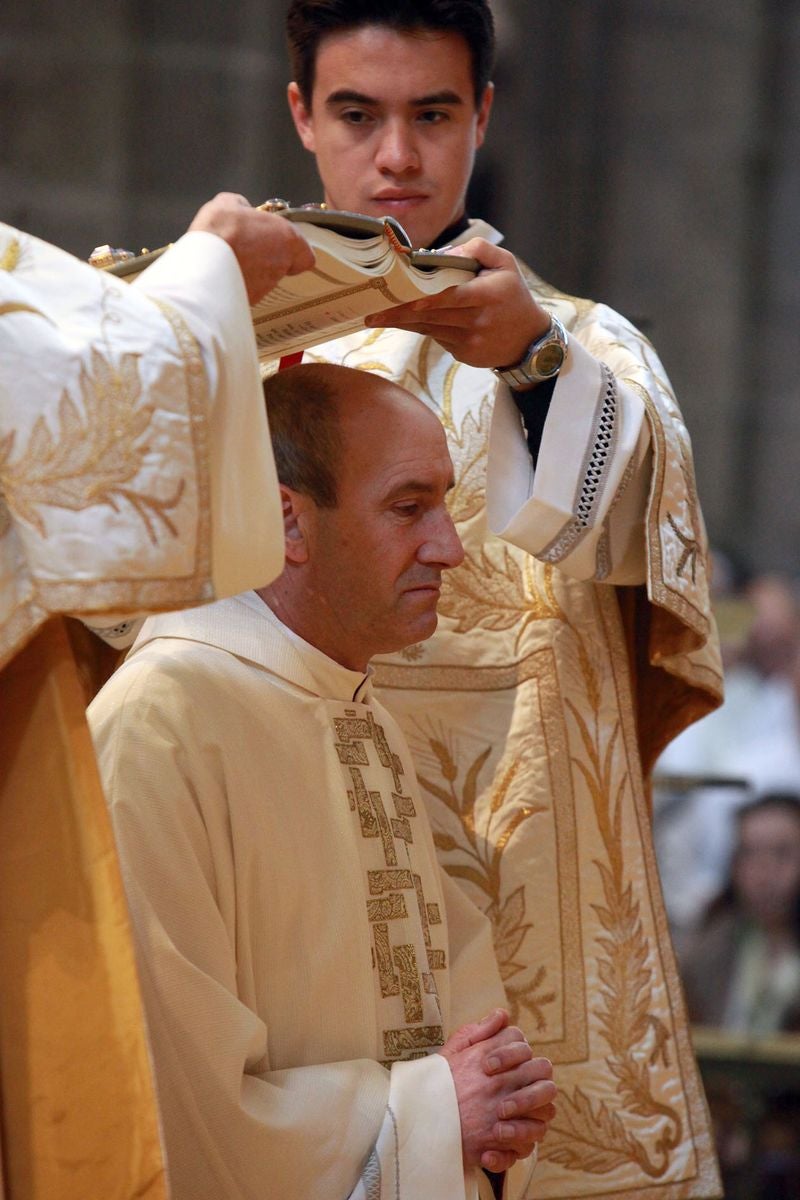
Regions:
[[263, 362, 445, 508]]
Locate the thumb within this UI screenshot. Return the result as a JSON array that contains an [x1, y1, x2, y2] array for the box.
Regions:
[[447, 237, 508, 271]]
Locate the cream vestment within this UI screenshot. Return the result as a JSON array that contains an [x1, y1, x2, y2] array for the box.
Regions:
[[0, 223, 284, 668], [305, 221, 725, 1199], [88, 593, 536, 1200], [0, 226, 285, 1200]]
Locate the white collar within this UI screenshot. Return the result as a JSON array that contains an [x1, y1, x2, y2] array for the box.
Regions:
[[131, 592, 373, 704]]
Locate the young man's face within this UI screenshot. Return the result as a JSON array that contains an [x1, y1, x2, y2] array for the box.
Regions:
[[288, 25, 493, 249]]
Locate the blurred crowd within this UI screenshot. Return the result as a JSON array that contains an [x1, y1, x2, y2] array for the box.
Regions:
[[653, 560, 800, 1198]]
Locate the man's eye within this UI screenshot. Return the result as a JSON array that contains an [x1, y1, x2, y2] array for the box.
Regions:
[[393, 503, 420, 518], [418, 110, 449, 125], [340, 109, 373, 125]]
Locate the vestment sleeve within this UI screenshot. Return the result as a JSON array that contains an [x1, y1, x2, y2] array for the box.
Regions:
[[132, 231, 283, 600], [0, 224, 283, 669], [486, 336, 651, 586], [89, 664, 474, 1200]]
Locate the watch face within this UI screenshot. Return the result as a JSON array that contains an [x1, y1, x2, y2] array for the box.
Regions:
[[534, 343, 566, 377]]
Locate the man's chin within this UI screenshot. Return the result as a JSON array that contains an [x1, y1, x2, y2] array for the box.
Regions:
[[376, 613, 439, 658]]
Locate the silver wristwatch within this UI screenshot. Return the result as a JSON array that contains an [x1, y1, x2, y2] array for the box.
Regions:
[[492, 314, 569, 389]]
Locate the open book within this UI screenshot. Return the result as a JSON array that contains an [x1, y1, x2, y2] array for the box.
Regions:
[[105, 207, 478, 362]]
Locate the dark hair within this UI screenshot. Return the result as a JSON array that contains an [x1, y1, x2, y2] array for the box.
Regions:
[[286, 0, 496, 105], [703, 791, 800, 941], [262, 365, 343, 508], [736, 791, 800, 830]]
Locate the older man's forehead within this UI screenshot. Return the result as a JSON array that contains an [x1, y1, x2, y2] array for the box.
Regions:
[[381, 473, 456, 503]]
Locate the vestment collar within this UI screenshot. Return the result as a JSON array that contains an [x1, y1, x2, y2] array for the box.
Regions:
[[448, 218, 504, 248], [130, 592, 373, 704]]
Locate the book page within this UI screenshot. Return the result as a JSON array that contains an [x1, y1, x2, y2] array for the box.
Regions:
[[253, 250, 471, 359]]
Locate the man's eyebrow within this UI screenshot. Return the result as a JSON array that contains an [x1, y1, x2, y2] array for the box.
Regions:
[[383, 478, 456, 502], [325, 89, 464, 108]]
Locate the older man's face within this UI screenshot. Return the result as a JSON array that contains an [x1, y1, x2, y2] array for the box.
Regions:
[[303, 379, 463, 670]]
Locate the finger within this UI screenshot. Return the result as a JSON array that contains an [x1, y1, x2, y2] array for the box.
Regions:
[[491, 1116, 550, 1150], [480, 1149, 519, 1173], [287, 238, 316, 274], [388, 305, 481, 325], [490, 1059, 556, 1101], [373, 320, 473, 341], [484, 1038, 533, 1076], [447, 1008, 508, 1053], [499, 1081, 558, 1120], [368, 290, 475, 323], [451, 236, 514, 271]]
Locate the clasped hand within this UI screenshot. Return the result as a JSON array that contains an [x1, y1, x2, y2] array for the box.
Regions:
[[437, 1008, 556, 1174]]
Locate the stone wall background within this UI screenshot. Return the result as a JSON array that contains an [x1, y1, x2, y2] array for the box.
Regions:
[[2, 0, 798, 573]]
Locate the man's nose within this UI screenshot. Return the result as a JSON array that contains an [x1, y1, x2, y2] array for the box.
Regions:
[[420, 510, 465, 570], [374, 120, 420, 175]]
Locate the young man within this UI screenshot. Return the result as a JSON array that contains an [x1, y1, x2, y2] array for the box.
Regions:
[[88, 363, 557, 1200], [284, 3, 724, 1197]]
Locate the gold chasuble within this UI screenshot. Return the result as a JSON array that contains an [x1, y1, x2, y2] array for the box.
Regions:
[[0, 224, 284, 1198], [306, 221, 724, 1199]]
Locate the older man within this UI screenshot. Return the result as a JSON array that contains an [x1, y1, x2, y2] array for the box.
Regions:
[[88, 363, 556, 1200]]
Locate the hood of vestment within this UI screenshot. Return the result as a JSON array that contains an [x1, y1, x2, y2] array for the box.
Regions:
[[129, 591, 373, 705]]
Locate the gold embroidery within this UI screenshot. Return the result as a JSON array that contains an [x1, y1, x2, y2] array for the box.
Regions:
[[383, 1025, 443, 1059], [372, 923, 400, 998], [369, 869, 414, 893], [367, 895, 407, 922], [539, 592, 684, 1180], [335, 711, 405, 792], [0, 347, 184, 543], [392, 943, 424, 1023], [348, 766, 397, 864], [0, 238, 21, 273], [367, 867, 447, 1032], [445, 399, 491, 526], [337, 710, 448, 1063], [416, 732, 555, 1029], [438, 546, 540, 647], [666, 511, 699, 583], [0, 302, 52, 323]]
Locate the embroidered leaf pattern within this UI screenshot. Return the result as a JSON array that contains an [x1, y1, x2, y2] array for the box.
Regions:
[[438, 546, 534, 639], [0, 347, 185, 543], [488, 886, 532, 980], [414, 729, 551, 1026], [445, 398, 491, 526], [542, 1086, 642, 1174], [550, 632, 683, 1178]]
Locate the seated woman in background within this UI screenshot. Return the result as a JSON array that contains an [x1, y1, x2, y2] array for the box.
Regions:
[[680, 792, 800, 1034]]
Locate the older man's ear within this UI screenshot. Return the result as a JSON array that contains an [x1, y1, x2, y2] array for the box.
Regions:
[[280, 485, 313, 565]]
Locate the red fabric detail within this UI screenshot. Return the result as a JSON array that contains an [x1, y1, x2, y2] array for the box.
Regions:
[[278, 352, 304, 371]]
